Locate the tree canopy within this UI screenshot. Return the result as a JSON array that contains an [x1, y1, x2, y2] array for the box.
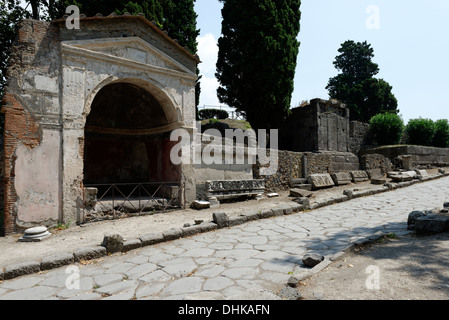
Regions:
[[216, 0, 301, 132], [326, 40, 398, 123]]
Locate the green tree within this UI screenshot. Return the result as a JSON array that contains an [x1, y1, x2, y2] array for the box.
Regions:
[[326, 40, 398, 122], [216, 0, 301, 132], [405, 118, 435, 146], [432, 119, 449, 148], [369, 112, 404, 146]]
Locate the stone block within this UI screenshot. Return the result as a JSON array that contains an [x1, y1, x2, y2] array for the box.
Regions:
[[414, 214, 449, 234], [101, 234, 125, 254], [331, 172, 352, 185], [206, 179, 265, 200], [389, 172, 414, 182], [302, 253, 324, 268], [307, 173, 335, 189], [371, 178, 386, 185], [290, 188, 313, 198], [350, 170, 369, 183], [367, 168, 384, 180], [192, 200, 210, 210], [294, 184, 312, 191], [212, 212, 229, 228]]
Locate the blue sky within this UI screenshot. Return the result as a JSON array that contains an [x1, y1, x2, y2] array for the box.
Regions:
[[194, 0, 449, 124]]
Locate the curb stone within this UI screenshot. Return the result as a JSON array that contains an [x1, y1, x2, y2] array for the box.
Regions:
[[3, 261, 41, 280], [40, 252, 74, 271], [1, 172, 448, 281]]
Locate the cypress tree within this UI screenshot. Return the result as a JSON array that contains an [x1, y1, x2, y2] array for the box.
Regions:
[[216, 0, 301, 131]]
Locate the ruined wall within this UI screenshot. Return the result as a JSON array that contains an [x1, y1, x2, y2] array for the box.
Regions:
[[349, 121, 370, 154], [281, 99, 351, 153], [361, 146, 449, 168], [253, 150, 303, 192], [1, 20, 61, 234]]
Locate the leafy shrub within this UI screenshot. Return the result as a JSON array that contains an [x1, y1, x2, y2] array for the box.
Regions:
[[198, 109, 229, 120], [432, 119, 449, 148], [405, 118, 435, 146], [369, 112, 404, 145]]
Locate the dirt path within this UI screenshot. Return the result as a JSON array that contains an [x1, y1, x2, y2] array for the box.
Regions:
[[298, 232, 449, 300]]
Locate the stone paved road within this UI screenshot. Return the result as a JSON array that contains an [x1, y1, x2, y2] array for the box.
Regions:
[[1, 177, 448, 300]]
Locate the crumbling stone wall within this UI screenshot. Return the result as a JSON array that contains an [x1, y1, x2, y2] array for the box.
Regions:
[[280, 99, 351, 153], [350, 121, 370, 154], [253, 150, 303, 191], [360, 154, 393, 174]]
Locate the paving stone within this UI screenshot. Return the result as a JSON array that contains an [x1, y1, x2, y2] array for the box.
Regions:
[[94, 279, 139, 296], [104, 262, 135, 274], [124, 263, 158, 279], [194, 265, 226, 277], [162, 261, 198, 278], [54, 277, 94, 299], [221, 267, 256, 280], [203, 277, 234, 291], [0, 276, 43, 290], [135, 283, 166, 299], [180, 248, 216, 258], [93, 274, 124, 287], [0, 286, 57, 300], [138, 269, 173, 283], [215, 249, 260, 260], [163, 277, 204, 295]]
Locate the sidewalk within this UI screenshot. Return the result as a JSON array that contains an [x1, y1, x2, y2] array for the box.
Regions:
[[1, 169, 448, 276]]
